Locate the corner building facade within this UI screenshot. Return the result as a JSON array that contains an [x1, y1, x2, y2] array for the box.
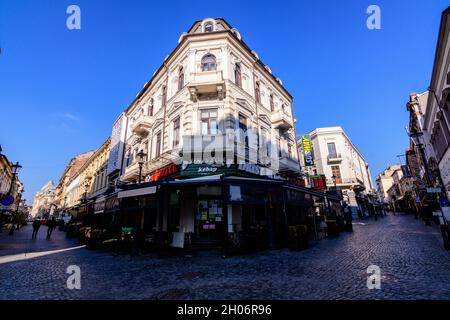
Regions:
[[107, 18, 341, 253]]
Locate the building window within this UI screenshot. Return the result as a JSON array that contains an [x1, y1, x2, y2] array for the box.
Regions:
[[173, 117, 180, 147], [148, 98, 154, 117], [155, 132, 162, 158], [162, 86, 167, 108], [288, 144, 292, 159], [255, 82, 261, 104], [178, 67, 184, 92], [278, 138, 282, 158], [270, 94, 274, 112], [201, 110, 218, 135], [201, 54, 216, 72], [235, 63, 242, 88], [204, 22, 214, 32], [327, 142, 338, 158], [331, 166, 342, 184]]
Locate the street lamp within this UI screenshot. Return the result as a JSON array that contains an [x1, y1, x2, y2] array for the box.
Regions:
[[8, 162, 22, 195], [137, 149, 147, 183]]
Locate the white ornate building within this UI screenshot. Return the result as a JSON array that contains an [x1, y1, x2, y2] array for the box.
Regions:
[[118, 18, 300, 183], [31, 181, 56, 218], [309, 126, 374, 214]]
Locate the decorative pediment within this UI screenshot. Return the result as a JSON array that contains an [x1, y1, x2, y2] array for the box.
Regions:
[[258, 114, 271, 126], [167, 102, 184, 116], [236, 98, 254, 113]]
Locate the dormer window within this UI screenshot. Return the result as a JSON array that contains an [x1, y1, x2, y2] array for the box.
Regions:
[[201, 54, 216, 72], [204, 22, 214, 32]]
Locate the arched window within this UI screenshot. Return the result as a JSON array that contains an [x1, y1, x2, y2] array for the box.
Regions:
[[255, 82, 261, 104], [234, 63, 242, 88], [204, 22, 214, 33], [201, 54, 216, 72], [178, 67, 184, 91]]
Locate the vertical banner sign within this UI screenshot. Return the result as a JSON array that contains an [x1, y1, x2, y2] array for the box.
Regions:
[[301, 135, 314, 167]]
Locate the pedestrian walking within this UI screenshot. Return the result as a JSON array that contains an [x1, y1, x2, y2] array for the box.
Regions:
[[32, 219, 41, 240], [46, 217, 56, 239]]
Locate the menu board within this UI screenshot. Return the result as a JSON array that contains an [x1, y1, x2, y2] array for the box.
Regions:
[[198, 200, 223, 222]]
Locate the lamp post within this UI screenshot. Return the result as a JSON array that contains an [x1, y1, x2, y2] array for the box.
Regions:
[[137, 150, 147, 184], [8, 162, 22, 195]]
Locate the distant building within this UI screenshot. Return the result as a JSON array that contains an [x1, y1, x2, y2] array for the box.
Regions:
[[376, 164, 402, 204], [307, 126, 374, 215], [54, 151, 95, 212], [31, 181, 56, 218]]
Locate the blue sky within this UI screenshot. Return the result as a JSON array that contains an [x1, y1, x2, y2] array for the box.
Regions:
[[0, 0, 448, 204]]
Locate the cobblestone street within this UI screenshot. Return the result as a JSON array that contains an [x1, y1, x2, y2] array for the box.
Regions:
[[1, 213, 450, 300]]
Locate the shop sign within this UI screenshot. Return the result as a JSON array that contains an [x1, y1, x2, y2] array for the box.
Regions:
[[105, 197, 121, 211], [146, 164, 180, 182], [238, 163, 261, 175], [310, 175, 327, 191], [238, 163, 278, 178], [94, 201, 105, 214], [288, 177, 305, 187], [301, 135, 314, 167], [181, 163, 234, 177], [427, 187, 441, 194]]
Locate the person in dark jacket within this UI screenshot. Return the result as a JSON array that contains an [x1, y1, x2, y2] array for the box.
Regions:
[[32, 219, 41, 240], [46, 217, 56, 239]]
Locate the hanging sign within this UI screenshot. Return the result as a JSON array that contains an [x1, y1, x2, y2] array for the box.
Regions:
[[301, 135, 314, 167]]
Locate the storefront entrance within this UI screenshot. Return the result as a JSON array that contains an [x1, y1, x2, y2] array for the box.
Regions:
[[196, 199, 224, 242]]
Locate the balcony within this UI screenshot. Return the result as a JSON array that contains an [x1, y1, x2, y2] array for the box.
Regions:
[[327, 153, 343, 163], [187, 71, 225, 101], [131, 115, 154, 137], [326, 178, 365, 189], [270, 110, 293, 130], [121, 162, 140, 182], [279, 157, 301, 174]]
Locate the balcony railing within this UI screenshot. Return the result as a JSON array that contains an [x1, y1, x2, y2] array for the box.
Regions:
[[187, 71, 225, 101], [327, 153, 342, 162], [131, 115, 154, 137], [326, 178, 363, 186], [122, 162, 140, 181], [270, 110, 293, 130]]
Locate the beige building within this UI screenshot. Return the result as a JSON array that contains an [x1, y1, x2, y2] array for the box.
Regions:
[[376, 164, 402, 203], [308, 126, 374, 213], [54, 151, 95, 211], [64, 138, 111, 211], [119, 18, 300, 184], [0, 153, 24, 214]]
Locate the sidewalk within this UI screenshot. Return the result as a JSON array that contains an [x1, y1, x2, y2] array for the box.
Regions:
[[0, 223, 78, 257]]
